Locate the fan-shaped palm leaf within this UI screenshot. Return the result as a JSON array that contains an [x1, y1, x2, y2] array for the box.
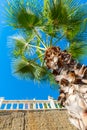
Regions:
[[13, 59, 58, 87], [11, 36, 34, 58], [67, 42, 87, 59], [6, 0, 43, 30], [44, 0, 68, 26], [13, 59, 46, 80], [64, 3, 87, 41], [43, 0, 87, 41], [70, 30, 87, 43], [9, 34, 46, 59], [43, 0, 68, 37]]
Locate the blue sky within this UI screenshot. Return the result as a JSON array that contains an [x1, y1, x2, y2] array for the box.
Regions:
[[0, 0, 87, 100]]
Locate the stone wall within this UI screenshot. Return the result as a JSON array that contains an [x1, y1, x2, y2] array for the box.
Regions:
[[0, 110, 77, 130]]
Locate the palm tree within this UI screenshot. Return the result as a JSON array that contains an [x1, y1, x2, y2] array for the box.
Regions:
[[5, 0, 87, 129]]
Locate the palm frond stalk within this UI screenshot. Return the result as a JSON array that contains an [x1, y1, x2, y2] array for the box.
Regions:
[[5, 0, 87, 129]]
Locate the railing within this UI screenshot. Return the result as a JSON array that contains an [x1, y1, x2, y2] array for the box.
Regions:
[[0, 96, 66, 110]]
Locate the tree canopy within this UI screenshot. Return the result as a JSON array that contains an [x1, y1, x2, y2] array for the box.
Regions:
[[5, 0, 87, 86]]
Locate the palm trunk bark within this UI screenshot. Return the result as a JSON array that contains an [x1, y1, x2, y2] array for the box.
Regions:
[[45, 47, 87, 130]]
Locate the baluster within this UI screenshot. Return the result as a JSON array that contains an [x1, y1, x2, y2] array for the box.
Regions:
[[10, 103, 13, 110], [16, 103, 19, 109], [28, 103, 30, 109], [46, 103, 49, 109], [30, 103, 33, 109], [26, 103, 29, 109], [4, 104, 7, 110], [54, 103, 59, 108], [42, 103, 45, 109], [33, 98, 36, 109], [33, 102, 36, 109], [48, 96, 56, 109], [0, 97, 4, 108], [23, 103, 25, 110], [57, 103, 60, 108], [37, 103, 40, 109]]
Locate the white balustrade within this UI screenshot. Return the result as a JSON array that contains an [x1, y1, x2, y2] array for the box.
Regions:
[[0, 96, 65, 111]]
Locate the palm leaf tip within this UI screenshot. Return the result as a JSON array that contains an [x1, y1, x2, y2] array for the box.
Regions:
[[16, 8, 40, 29], [12, 36, 27, 48], [10, 36, 27, 58]]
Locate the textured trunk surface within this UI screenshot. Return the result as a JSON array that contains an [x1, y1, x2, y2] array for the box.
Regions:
[[45, 47, 87, 130]]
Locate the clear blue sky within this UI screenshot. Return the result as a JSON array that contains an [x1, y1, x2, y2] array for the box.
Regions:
[[0, 0, 87, 100]]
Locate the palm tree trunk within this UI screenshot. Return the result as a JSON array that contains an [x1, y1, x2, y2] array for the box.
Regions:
[[45, 47, 87, 130]]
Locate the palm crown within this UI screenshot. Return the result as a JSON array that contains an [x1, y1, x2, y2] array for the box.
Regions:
[[6, 0, 87, 86], [5, 1, 87, 129]]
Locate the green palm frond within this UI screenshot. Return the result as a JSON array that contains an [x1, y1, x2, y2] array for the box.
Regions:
[[43, 0, 87, 40], [67, 42, 87, 59], [26, 0, 43, 16], [65, 3, 87, 41], [13, 59, 58, 87], [13, 59, 46, 80], [62, 0, 81, 14], [11, 36, 33, 58], [44, 0, 68, 26], [9, 34, 46, 59], [71, 31, 87, 43], [6, 0, 43, 30], [43, 0, 69, 37]]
